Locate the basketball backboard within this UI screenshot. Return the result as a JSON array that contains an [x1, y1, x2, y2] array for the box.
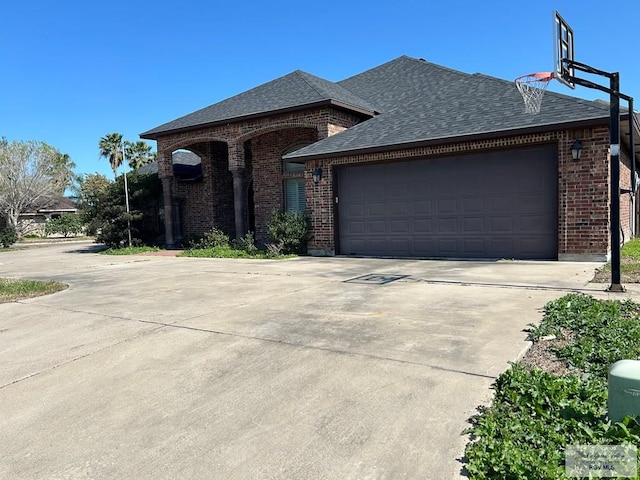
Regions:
[[553, 10, 575, 89]]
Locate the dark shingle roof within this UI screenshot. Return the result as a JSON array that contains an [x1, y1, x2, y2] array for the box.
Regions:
[[141, 55, 615, 160], [35, 196, 78, 212], [285, 56, 611, 160], [137, 150, 201, 175], [140, 71, 377, 138]]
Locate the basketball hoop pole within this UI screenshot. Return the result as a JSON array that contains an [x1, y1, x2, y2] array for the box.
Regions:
[[562, 59, 634, 292]]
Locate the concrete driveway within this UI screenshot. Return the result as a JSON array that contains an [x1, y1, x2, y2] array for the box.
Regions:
[[0, 243, 607, 479]]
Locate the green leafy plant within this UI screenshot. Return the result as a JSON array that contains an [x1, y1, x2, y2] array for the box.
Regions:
[[181, 227, 297, 259], [233, 231, 259, 255], [464, 294, 640, 479], [0, 226, 18, 247], [526, 293, 640, 376], [267, 210, 309, 255], [45, 213, 84, 237], [182, 228, 230, 249]]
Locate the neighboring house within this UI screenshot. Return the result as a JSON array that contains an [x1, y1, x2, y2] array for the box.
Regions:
[[141, 55, 640, 261], [138, 150, 203, 181], [0, 196, 78, 236]]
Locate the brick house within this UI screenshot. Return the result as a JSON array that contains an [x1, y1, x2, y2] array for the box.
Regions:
[[141, 55, 639, 261], [0, 196, 78, 236]]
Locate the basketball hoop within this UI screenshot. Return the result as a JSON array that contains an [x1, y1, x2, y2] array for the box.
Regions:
[[515, 72, 554, 114]]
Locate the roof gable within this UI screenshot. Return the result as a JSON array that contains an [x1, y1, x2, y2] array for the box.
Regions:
[[141, 70, 376, 138]]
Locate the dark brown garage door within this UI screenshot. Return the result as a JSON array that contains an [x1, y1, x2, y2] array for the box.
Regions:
[[337, 144, 558, 259]]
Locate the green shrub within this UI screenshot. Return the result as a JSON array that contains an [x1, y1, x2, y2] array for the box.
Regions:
[[267, 210, 309, 255], [45, 213, 84, 237], [464, 365, 616, 479], [233, 231, 259, 255], [0, 226, 18, 247], [183, 228, 230, 249]]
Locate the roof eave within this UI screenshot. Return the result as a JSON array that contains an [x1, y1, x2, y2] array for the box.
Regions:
[[140, 100, 376, 140], [285, 116, 611, 161]]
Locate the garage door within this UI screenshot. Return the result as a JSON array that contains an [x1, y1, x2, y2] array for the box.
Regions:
[[337, 144, 558, 259]]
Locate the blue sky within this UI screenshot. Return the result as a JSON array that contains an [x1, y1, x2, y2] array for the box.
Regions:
[[1, 0, 638, 180]]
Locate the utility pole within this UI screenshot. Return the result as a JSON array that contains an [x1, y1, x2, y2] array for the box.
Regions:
[[122, 143, 132, 248]]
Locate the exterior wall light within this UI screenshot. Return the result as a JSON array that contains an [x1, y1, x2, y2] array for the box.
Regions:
[[312, 166, 323, 184], [570, 139, 583, 161]]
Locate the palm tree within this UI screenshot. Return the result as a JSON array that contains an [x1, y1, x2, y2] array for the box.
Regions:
[[98, 133, 123, 179], [125, 141, 155, 170]]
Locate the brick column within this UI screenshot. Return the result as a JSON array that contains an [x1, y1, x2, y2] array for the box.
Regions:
[[231, 168, 246, 240], [161, 176, 174, 247], [228, 141, 247, 240]]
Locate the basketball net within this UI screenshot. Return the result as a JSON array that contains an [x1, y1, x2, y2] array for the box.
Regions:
[[515, 72, 554, 114]]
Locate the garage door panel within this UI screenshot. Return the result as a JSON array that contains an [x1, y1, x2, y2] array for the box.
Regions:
[[437, 218, 458, 233], [389, 201, 409, 215], [414, 219, 433, 233], [370, 220, 386, 233], [338, 145, 557, 259], [519, 214, 547, 232], [463, 238, 485, 256], [438, 238, 459, 255], [414, 200, 433, 214], [390, 219, 410, 233], [463, 217, 485, 232], [463, 196, 485, 213], [369, 203, 385, 216], [489, 195, 512, 212], [437, 198, 458, 214], [348, 221, 366, 234], [491, 217, 514, 232], [348, 204, 365, 216]]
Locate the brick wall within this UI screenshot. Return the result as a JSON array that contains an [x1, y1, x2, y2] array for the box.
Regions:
[[169, 141, 234, 239], [252, 128, 317, 243], [620, 147, 634, 244], [557, 128, 610, 258], [154, 107, 363, 241]]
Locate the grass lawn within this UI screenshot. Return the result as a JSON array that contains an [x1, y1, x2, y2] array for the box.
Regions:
[[100, 246, 160, 255], [178, 246, 296, 259], [17, 236, 95, 244], [593, 238, 640, 282], [0, 278, 68, 303], [100, 245, 296, 259]]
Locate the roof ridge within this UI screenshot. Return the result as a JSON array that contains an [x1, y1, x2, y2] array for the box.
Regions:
[[294, 70, 329, 99], [403, 55, 473, 80]]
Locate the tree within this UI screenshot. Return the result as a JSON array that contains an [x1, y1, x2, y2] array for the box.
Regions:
[[125, 141, 155, 170], [0, 138, 75, 232], [84, 171, 162, 248], [98, 133, 123, 179], [45, 213, 84, 237], [72, 173, 111, 235]]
